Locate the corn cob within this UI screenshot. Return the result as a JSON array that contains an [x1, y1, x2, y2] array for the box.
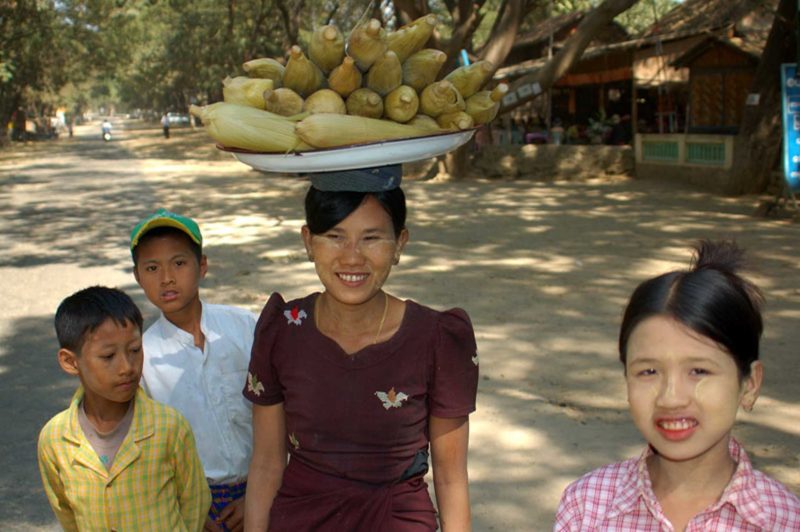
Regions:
[[402, 49, 447, 92], [222, 76, 274, 109], [309, 25, 345, 74], [384, 85, 419, 123], [407, 114, 442, 132], [283, 45, 324, 97], [444, 60, 494, 99], [328, 56, 362, 98], [189, 102, 311, 152], [264, 87, 305, 116], [419, 80, 465, 117], [366, 50, 402, 96], [345, 88, 384, 118], [242, 58, 285, 86], [465, 83, 508, 124], [436, 111, 474, 130], [304, 89, 347, 114], [387, 14, 437, 63], [347, 18, 387, 71], [296, 113, 432, 148]]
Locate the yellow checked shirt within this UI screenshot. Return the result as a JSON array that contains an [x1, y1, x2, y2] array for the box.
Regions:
[[37, 386, 211, 531]]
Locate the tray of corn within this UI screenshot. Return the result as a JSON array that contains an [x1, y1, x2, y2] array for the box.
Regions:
[[190, 15, 508, 173], [219, 129, 476, 173]]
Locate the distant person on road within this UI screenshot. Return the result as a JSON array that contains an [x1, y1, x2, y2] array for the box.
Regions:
[[37, 286, 210, 531], [161, 112, 171, 139], [130, 209, 257, 532]]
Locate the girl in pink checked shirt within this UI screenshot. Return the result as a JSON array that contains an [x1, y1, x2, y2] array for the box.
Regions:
[[555, 241, 800, 531]]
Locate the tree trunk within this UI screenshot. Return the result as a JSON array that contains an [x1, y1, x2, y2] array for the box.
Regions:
[[726, 0, 796, 195], [499, 0, 639, 115]]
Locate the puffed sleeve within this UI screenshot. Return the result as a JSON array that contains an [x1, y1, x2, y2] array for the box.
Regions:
[[428, 308, 479, 418], [243, 292, 286, 405]]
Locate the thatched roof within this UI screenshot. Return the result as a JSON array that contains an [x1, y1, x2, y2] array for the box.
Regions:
[[640, 0, 776, 44]]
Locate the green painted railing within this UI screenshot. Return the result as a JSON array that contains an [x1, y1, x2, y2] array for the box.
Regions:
[[686, 142, 726, 165], [642, 141, 679, 162]]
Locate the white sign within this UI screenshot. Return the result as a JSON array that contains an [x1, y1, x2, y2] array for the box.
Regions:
[[502, 92, 519, 106], [746, 93, 760, 106]]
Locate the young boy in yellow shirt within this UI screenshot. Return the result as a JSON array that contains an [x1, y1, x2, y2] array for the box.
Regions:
[[37, 286, 210, 531]]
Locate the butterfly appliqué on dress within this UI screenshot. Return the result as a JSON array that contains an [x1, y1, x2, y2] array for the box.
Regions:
[[284, 306, 307, 325], [288, 433, 300, 450], [375, 387, 409, 410], [247, 372, 265, 396], [472, 352, 479, 366]]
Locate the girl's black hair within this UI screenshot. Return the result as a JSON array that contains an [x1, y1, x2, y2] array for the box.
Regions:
[[55, 286, 143, 353], [618, 240, 764, 377], [304, 187, 407, 237]]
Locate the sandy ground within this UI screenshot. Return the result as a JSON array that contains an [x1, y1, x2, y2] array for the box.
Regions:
[[1, 119, 798, 530]]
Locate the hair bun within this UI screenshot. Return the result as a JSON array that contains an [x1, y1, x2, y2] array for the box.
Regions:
[[691, 239, 746, 274]]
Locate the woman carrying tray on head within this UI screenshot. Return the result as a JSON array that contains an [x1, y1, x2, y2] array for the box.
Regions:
[[243, 164, 479, 531]]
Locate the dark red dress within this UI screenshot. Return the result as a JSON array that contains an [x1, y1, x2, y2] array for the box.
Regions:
[[243, 292, 479, 531]]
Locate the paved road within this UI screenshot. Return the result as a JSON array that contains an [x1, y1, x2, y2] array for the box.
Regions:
[[1, 122, 798, 530]]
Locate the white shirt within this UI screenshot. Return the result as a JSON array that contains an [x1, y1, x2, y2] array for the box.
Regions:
[[141, 301, 256, 483]]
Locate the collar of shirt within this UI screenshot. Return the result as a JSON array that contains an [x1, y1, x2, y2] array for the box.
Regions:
[[155, 300, 221, 351], [605, 437, 770, 529]]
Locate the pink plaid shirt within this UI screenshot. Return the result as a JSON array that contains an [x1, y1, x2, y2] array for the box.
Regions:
[[555, 438, 800, 531]]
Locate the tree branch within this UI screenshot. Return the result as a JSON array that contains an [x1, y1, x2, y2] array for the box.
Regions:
[[499, 0, 639, 115]]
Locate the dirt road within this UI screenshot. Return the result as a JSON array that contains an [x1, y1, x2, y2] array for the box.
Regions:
[[1, 120, 798, 530]]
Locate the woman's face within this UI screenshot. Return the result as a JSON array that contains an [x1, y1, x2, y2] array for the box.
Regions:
[[625, 316, 762, 467], [302, 195, 408, 307]]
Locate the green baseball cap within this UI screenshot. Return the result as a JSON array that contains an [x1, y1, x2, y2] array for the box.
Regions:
[[130, 208, 202, 252]]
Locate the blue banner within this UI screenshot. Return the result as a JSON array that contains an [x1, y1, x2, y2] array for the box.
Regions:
[[780, 63, 800, 191]]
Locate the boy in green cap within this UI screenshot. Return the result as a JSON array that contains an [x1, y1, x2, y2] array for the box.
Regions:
[[130, 208, 256, 532]]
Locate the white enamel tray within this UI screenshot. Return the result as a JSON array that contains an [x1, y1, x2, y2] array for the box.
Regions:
[[220, 129, 476, 173]]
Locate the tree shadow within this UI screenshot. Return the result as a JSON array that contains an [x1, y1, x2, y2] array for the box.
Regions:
[[2, 130, 799, 530]]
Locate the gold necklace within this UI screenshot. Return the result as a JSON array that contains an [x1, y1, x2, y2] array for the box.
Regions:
[[373, 292, 389, 344], [316, 292, 390, 345]]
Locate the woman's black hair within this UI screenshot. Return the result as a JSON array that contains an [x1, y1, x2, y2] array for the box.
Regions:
[[618, 240, 764, 377], [55, 286, 143, 353], [304, 187, 407, 237]]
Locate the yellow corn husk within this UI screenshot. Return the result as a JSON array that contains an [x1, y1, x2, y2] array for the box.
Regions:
[[189, 102, 311, 152], [407, 114, 442, 132], [402, 49, 447, 92], [328, 56, 362, 97], [436, 111, 474, 131], [222, 76, 274, 109], [465, 83, 508, 124], [387, 14, 437, 63], [283, 45, 324, 97], [303, 89, 346, 114], [384, 85, 419, 123], [264, 87, 305, 117], [309, 25, 345, 74], [419, 80, 465, 118], [444, 60, 494, 99], [242, 58, 285, 86], [296, 112, 432, 148], [345, 88, 384, 118], [347, 18, 387, 71], [366, 50, 402, 96]]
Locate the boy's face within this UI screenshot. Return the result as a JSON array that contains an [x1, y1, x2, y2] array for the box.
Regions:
[[133, 232, 207, 317], [59, 318, 143, 407], [625, 316, 762, 467]]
